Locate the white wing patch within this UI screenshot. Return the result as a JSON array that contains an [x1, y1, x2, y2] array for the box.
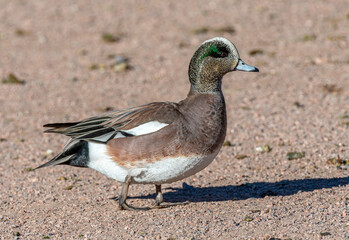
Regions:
[[120, 121, 168, 136]]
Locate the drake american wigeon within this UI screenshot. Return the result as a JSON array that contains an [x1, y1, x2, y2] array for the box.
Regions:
[[37, 37, 259, 210]]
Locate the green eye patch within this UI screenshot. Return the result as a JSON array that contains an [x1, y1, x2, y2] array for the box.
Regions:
[[200, 45, 220, 60], [199, 45, 229, 62]]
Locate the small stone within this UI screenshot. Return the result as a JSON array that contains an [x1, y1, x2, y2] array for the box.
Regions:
[[111, 56, 130, 72], [178, 41, 189, 48], [286, 151, 305, 160], [256, 144, 272, 153], [45, 149, 53, 156], [293, 101, 305, 108], [235, 154, 248, 160], [321, 84, 343, 94], [191, 27, 209, 35], [241, 106, 251, 110], [340, 121, 349, 126], [300, 34, 317, 42], [192, 26, 236, 35], [223, 141, 232, 147], [114, 55, 128, 64], [64, 185, 73, 190], [249, 49, 264, 56], [319, 232, 331, 236], [78, 49, 88, 55], [339, 114, 349, 119], [313, 57, 328, 65], [2, 73, 25, 85], [327, 35, 345, 41], [71, 177, 81, 182], [113, 62, 130, 72], [326, 156, 349, 166], [15, 29, 29, 36], [88, 64, 105, 71], [214, 26, 235, 34], [102, 33, 120, 43], [100, 106, 114, 112]]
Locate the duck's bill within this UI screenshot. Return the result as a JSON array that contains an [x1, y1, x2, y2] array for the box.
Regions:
[[234, 59, 259, 72]]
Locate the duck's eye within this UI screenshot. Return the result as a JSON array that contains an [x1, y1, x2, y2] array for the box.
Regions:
[[219, 51, 228, 58], [211, 48, 229, 58], [213, 47, 229, 58], [200, 45, 230, 61]]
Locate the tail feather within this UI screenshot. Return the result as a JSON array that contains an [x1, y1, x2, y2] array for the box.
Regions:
[[43, 122, 78, 128], [35, 155, 73, 169], [43, 122, 79, 134], [35, 141, 86, 169]]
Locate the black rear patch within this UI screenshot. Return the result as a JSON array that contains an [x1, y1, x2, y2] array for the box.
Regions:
[[63, 141, 89, 167]]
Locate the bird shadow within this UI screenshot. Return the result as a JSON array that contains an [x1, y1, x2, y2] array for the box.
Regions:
[[126, 176, 349, 203]]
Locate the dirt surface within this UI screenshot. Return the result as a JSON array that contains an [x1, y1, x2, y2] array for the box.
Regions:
[[1, 0, 348, 239]]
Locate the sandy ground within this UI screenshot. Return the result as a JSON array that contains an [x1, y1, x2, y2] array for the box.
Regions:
[[0, 0, 348, 239]]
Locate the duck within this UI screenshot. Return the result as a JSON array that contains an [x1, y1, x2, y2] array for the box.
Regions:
[[36, 37, 259, 210]]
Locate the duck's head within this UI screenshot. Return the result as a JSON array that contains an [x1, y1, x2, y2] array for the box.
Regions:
[[188, 37, 259, 93]]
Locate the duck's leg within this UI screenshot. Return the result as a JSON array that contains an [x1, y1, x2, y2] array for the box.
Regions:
[[151, 184, 190, 209], [154, 184, 163, 206], [118, 176, 151, 211], [118, 177, 189, 210]]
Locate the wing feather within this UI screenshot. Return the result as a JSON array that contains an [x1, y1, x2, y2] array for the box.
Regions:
[[43, 102, 179, 144]]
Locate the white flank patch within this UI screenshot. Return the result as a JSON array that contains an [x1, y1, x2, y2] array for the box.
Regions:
[[121, 121, 168, 136], [87, 142, 128, 182], [88, 142, 220, 184], [132, 149, 220, 184]]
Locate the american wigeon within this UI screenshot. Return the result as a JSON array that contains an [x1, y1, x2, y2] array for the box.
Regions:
[[37, 37, 259, 210]]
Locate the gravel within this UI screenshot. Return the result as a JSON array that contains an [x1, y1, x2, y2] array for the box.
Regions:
[[0, 0, 348, 239]]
